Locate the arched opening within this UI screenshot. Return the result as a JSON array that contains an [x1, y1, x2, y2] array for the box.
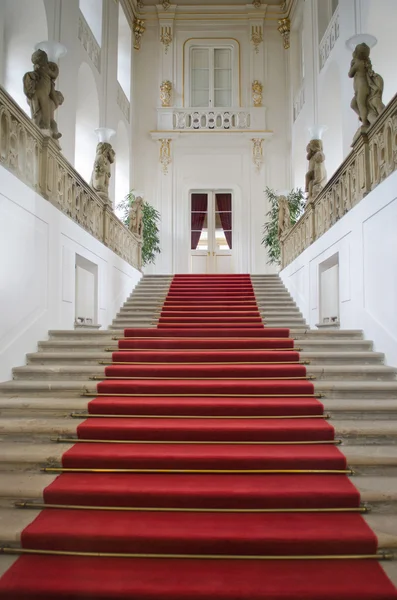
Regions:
[[3, 0, 48, 113], [74, 62, 100, 184], [115, 120, 130, 215]]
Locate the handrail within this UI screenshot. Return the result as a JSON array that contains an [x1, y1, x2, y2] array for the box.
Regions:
[[0, 85, 142, 270], [281, 91, 397, 268]]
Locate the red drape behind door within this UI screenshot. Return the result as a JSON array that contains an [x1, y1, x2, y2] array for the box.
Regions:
[[216, 194, 232, 249], [191, 194, 208, 250]]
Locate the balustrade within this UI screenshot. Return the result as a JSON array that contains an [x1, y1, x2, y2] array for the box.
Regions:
[[173, 109, 251, 130], [281, 92, 397, 269], [0, 86, 142, 270]]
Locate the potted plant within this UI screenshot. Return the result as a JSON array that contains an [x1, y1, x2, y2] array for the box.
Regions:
[[117, 191, 161, 267], [261, 187, 305, 265]]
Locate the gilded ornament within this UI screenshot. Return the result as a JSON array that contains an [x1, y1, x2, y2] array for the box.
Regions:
[[278, 17, 290, 50], [160, 80, 172, 107], [252, 138, 264, 171], [252, 80, 263, 107], [161, 0, 171, 9], [251, 26, 263, 54], [159, 139, 172, 174], [160, 26, 173, 54], [133, 18, 146, 50], [252, 0, 261, 8]]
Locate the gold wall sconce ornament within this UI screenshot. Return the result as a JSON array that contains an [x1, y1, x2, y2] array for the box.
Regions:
[[133, 18, 146, 50], [278, 17, 291, 49], [251, 25, 263, 54]]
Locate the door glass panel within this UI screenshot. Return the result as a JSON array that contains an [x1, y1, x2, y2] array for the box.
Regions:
[[215, 194, 232, 250], [191, 48, 210, 107], [191, 194, 208, 250]]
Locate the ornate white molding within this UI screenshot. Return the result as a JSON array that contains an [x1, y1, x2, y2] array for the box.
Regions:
[[319, 7, 340, 70], [117, 83, 130, 122], [251, 25, 263, 54], [252, 138, 264, 170], [173, 109, 251, 130], [78, 11, 101, 71], [160, 26, 173, 54], [159, 138, 172, 174], [293, 81, 305, 121]]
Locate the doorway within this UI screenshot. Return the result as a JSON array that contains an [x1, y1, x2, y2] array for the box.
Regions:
[[190, 191, 233, 273]]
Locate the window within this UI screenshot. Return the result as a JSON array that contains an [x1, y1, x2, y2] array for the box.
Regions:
[[185, 39, 239, 108], [117, 4, 132, 100], [191, 47, 232, 108], [79, 0, 103, 45]]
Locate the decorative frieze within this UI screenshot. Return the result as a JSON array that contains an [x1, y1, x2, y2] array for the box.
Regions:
[[319, 7, 340, 70], [117, 83, 130, 122], [0, 86, 141, 270], [78, 11, 101, 71]]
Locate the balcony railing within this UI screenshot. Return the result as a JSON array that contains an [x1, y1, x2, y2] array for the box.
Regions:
[[280, 92, 397, 269], [173, 108, 251, 130], [0, 86, 141, 270], [319, 7, 340, 71], [293, 82, 305, 121]]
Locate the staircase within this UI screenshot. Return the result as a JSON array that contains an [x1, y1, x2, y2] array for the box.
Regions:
[[0, 274, 397, 595]]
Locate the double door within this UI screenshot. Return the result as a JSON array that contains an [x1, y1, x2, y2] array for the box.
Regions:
[[190, 191, 233, 274]]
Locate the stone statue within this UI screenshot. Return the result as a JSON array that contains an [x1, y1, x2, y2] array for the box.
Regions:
[[129, 196, 144, 237], [90, 142, 116, 201], [23, 49, 64, 140], [305, 139, 327, 203], [278, 195, 291, 238], [160, 80, 172, 107], [252, 80, 263, 107], [348, 43, 385, 137]]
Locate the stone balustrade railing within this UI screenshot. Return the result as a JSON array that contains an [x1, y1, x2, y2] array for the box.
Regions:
[[173, 108, 251, 130], [319, 6, 340, 71], [0, 86, 142, 270], [281, 91, 397, 269]]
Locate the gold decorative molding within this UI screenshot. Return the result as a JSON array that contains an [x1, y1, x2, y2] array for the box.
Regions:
[[161, 0, 171, 9], [278, 17, 290, 49], [159, 138, 172, 174], [160, 26, 173, 53], [160, 80, 172, 107], [252, 138, 264, 171], [252, 80, 263, 107], [133, 18, 146, 50], [252, 0, 261, 8], [251, 25, 263, 54]]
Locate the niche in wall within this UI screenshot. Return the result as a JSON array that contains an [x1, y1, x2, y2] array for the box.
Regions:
[[319, 253, 339, 326], [75, 254, 98, 327]]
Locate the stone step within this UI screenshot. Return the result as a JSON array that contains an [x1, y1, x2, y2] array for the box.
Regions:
[[0, 379, 396, 399], [110, 320, 308, 329], [11, 364, 397, 382], [25, 351, 385, 367], [37, 339, 374, 353], [2, 396, 397, 420], [0, 439, 397, 475]]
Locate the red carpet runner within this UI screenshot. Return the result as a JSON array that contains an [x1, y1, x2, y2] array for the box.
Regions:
[[1, 274, 397, 599]]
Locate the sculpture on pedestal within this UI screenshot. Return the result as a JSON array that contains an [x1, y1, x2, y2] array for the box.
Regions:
[[305, 139, 327, 203], [23, 49, 64, 139], [90, 142, 116, 202], [129, 196, 144, 237], [278, 195, 291, 238], [348, 43, 385, 138]]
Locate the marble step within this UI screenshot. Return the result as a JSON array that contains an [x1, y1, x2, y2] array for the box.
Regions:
[[10, 364, 397, 382], [1, 440, 397, 475], [118, 307, 303, 316], [25, 351, 385, 367], [37, 340, 374, 353], [0, 379, 396, 399], [110, 320, 308, 329], [2, 396, 397, 420]]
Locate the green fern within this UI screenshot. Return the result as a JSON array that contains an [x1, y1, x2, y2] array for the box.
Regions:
[[261, 187, 305, 265], [117, 191, 161, 267]]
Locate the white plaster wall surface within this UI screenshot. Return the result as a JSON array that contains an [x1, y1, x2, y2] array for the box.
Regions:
[[280, 170, 397, 367], [0, 168, 141, 382]]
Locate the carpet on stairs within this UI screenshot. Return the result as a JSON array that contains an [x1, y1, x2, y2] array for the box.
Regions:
[[0, 273, 396, 600]]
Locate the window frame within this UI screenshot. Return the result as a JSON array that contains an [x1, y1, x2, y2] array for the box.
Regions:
[[184, 38, 240, 109]]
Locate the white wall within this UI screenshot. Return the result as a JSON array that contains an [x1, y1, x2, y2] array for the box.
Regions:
[[0, 167, 141, 382], [280, 170, 397, 367]]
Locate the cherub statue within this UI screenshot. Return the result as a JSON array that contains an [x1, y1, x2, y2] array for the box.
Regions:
[[23, 49, 64, 139], [348, 43, 385, 133], [129, 196, 144, 237], [90, 142, 116, 201], [278, 195, 291, 238], [305, 139, 327, 203]]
